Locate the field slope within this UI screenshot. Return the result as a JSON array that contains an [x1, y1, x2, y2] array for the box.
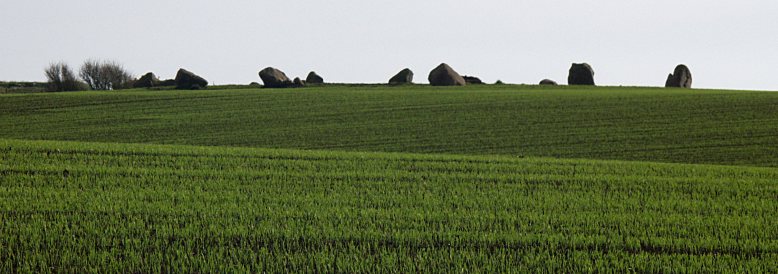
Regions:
[[1, 85, 778, 166], [1, 139, 776, 272], [2, 85, 777, 272]]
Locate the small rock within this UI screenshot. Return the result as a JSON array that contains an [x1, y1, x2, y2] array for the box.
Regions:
[[462, 76, 484, 85], [539, 79, 558, 85]]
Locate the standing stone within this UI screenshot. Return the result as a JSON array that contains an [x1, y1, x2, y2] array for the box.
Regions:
[[306, 71, 324, 84], [259, 67, 292, 88], [133, 72, 160, 88], [428, 63, 466, 86], [389, 68, 414, 85], [539, 79, 558, 85], [175, 69, 208, 90], [567, 63, 595, 85], [665, 64, 692, 88], [462, 76, 484, 85]]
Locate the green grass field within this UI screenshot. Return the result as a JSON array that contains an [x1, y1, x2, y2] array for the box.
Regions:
[[2, 85, 778, 166], [1, 85, 777, 272], [2, 139, 776, 272]]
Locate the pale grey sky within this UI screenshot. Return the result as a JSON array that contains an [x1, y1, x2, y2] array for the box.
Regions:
[[2, 0, 777, 90]]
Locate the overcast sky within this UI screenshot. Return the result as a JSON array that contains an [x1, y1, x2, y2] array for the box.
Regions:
[[2, 0, 777, 90]]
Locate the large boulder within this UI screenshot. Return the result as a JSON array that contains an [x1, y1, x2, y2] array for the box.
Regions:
[[133, 72, 160, 88], [175, 69, 208, 90], [539, 79, 558, 85], [462, 76, 484, 85], [567, 63, 595, 85], [259, 67, 292, 88], [665, 64, 692, 88], [428, 63, 466, 86], [389, 68, 414, 85], [306, 71, 324, 84]]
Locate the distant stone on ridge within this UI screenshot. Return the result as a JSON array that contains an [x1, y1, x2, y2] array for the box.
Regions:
[[175, 69, 208, 90], [133, 72, 160, 88], [665, 64, 692, 88], [428, 63, 466, 86], [462, 76, 484, 85], [389, 68, 414, 85], [293, 77, 306, 87], [259, 67, 293, 88], [568, 63, 595, 86], [249, 82, 261, 87], [306, 71, 324, 84], [539, 79, 558, 85]]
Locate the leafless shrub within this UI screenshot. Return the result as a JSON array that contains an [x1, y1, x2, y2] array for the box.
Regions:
[[79, 59, 134, 90]]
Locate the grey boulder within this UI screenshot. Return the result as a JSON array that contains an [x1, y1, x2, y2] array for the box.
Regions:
[[389, 68, 413, 85], [389, 68, 414, 85], [133, 72, 160, 88], [306, 71, 324, 84], [259, 67, 292, 88], [293, 77, 306, 87], [428, 63, 466, 86], [175, 69, 208, 90], [665, 64, 692, 88], [567, 63, 595, 85]]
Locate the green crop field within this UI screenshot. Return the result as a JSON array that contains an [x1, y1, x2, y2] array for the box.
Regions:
[[2, 85, 778, 166], [1, 85, 777, 272], [1, 139, 776, 272]]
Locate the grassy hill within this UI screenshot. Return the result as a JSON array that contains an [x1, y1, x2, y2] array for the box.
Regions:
[[1, 85, 777, 271], [2, 85, 778, 167], [1, 139, 775, 272]]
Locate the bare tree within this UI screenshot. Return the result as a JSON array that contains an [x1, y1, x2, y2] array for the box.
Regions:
[[79, 60, 103, 90], [44, 62, 83, 92], [79, 59, 134, 90]]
